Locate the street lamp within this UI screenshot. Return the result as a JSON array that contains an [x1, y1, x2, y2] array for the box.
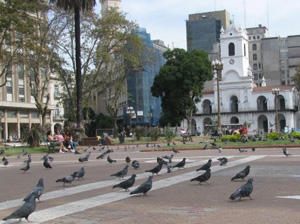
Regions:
[[126, 107, 135, 136], [272, 88, 280, 132], [212, 59, 223, 134]]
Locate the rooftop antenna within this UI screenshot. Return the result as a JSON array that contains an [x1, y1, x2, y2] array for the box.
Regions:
[[243, 0, 246, 28]]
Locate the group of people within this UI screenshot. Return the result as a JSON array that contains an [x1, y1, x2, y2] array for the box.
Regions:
[[47, 129, 78, 154]]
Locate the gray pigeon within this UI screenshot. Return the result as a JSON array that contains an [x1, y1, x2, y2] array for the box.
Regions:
[[162, 154, 173, 160], [20, 163, 30, 173], [23, 154, 31, 164], [190, 169, 211, 184], [24, 178, 44, 201], [231, 165, 250, 181], [97, 152, 106, 159], [3, 193, 36, 222], [113, 174, 136, 191], [125, 156, 131, 164], [56, 172, 77, 186], [283, 148, 291, 157], [111, 165, 129, 179], [3, 157, 8, 167], [145, 161, 164, 175], [196, 159, 212, 171], [107, 155, 117, 164], [43, 156, 52, 169], [131, 160, 140, 169], [172, 148, 179, 153], [75, 167, 85, 180], [79, 151, 91, 163], [130, 176, 153, 195], [173, 158, 186, 169], [218, 157, 228, 166], [230, 178, 254, 201]]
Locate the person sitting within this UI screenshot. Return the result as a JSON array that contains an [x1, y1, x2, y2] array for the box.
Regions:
[[64, 130, 77, 152], [55, 130, 74, 153], [47, 130, 68, 153]]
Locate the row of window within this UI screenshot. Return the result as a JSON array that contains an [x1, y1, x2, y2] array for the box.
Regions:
[[248, 35, 261, 40], [3, 111, 50, 119]]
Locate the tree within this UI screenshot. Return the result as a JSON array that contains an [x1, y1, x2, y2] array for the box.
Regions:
[[292, 64, 300, 88], [49, 0, 96, 129], [0, 0, 40, 87], [151, 48, 213, 131]]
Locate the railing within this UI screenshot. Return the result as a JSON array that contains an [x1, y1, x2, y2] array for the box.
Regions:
[[197, 105, 297, 115]]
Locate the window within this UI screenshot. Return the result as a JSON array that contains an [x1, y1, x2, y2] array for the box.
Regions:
[[281, 80, 286, 85], [253, 54, 257, 60], [229, 43, 235, 56], [249, 36, 251, 40], [19, 85, 25, 102], [18, 65, 24, 79], [6, 66, 13, 101], [253, 36, 256, 39], [7, 111, 16, 118], [253, 63, 257, 70], [54, 85, 59, 99], [54, 109, 60, 118], [259, 73, 262, 79], [257, 35, 260, 39], [31, 112, 39, 119], [252, 44, 257, 51], [244, 44, 246, 56], [20, 111, 29, 118], [254, 73, 258, 80]]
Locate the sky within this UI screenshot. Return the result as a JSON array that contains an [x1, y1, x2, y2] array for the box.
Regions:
[[95, 0, 300, 50]]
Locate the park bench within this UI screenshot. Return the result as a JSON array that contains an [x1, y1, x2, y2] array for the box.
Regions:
[[45, 139, 60, 153], [181, 133, 193, 142]]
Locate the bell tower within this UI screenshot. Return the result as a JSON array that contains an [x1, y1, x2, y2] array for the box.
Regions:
[[220, 24, 251, 77], [100, 0, 121, 14]]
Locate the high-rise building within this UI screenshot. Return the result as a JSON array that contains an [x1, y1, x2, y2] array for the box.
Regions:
[[186, 10, 230, 52], [246, 24, 268, 86], [126, 28, 168, 126]]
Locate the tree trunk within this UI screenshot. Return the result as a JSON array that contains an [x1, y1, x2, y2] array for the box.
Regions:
[[74, 7, 83, 129], [113, 118, 118, 138]]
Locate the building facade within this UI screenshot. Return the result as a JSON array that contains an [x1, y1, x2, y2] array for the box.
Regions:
[[186, 10, 230, 52], [184, 24, 300, 135]]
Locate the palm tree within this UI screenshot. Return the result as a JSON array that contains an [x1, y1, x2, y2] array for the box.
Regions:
[[49, 0, 96, 129]]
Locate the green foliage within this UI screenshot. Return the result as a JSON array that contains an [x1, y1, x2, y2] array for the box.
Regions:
[[21, 124, 47, 148], [151, 48, 213, 127], [164, 124, 176, 142], [291, 131, 300, 139], [265, 132, 280, 140], [221, 134, 242, 142], [149, 126, 161, 141], [134, 126, 145, 141]]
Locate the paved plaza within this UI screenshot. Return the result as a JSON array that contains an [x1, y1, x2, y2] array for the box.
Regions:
[[1, 145, 300, 223]]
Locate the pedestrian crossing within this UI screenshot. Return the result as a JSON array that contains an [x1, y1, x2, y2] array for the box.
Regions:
[[0, 155, 265, 223]]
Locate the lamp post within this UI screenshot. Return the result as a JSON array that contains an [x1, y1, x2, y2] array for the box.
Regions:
[[212, 59, 223, 134], [272, 88, 280, 132], [0, 111, 3, 141], [127, 107, 134, 136]]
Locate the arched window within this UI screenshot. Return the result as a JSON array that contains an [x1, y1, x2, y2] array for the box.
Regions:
[[244, 44, 246, 56], [229, 43, 235, 56]]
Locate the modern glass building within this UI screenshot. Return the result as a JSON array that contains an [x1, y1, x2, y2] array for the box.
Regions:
[[125, 28, 168, 126]]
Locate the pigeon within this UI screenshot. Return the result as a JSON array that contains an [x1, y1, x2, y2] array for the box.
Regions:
[[131, 160, 140, 169], [283, 148, 291, 157], [210, 142, 217, 147], [202, 144, 208, 150], [22, 148, 28, 156], [56, 172, 77, 186], [167, 158, 173, 173], [196, 159, 212, 171], [130, 176, 153, 195], [230, 178, 254, 201], [78, 151, 91, 163], [96, 152, 106, 159], [125, 156, 131, 164], [218, 146, 222, 153], [252, 147, 256, 152], [23, 154, 31, 164], [111, 165, 129, 179], [3, 158, 8, 167], [157, 157, 168, 165], [173, 142, 176, 145], [43, 156, 52, 169], [20, 163, 30, 173], [3, 193, 36, 222], [173, 158, 186, 169], [0, 149, 4, 154], [75, 167, 85, 180], [113, 174, 136, 191], [239, 148, 247, 153], [217, 157, 228, 166], [191, 169, 211, 184], [2, 156, 6, 161], [231, 165, 250, 181], [107, 155, 117, 163], [145, 160, 164, 175], [162, 154, 173, 161], [93, 147, 96, 150], [172, 148, 180, 154], [24, 178, 44, 201]]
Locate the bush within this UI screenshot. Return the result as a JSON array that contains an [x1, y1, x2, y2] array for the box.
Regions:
[[164, 124, 176, 142], [149, 126, 161, 141], [134, 126, 145, 141], [21, 124, 47, 147], [265, 132, 280, 140], [221, 134, 242, 142]]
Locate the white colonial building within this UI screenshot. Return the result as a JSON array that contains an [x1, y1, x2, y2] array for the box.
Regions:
[[184, 24, 300, 135]]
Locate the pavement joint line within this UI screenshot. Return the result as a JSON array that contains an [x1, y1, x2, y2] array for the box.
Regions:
[[0, 157, 224, 210], [0, 156, 265, 224], [276, 195, 300, 200]]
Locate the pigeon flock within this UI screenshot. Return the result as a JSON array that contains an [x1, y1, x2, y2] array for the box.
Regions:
[[0, 142, 295, 222]]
